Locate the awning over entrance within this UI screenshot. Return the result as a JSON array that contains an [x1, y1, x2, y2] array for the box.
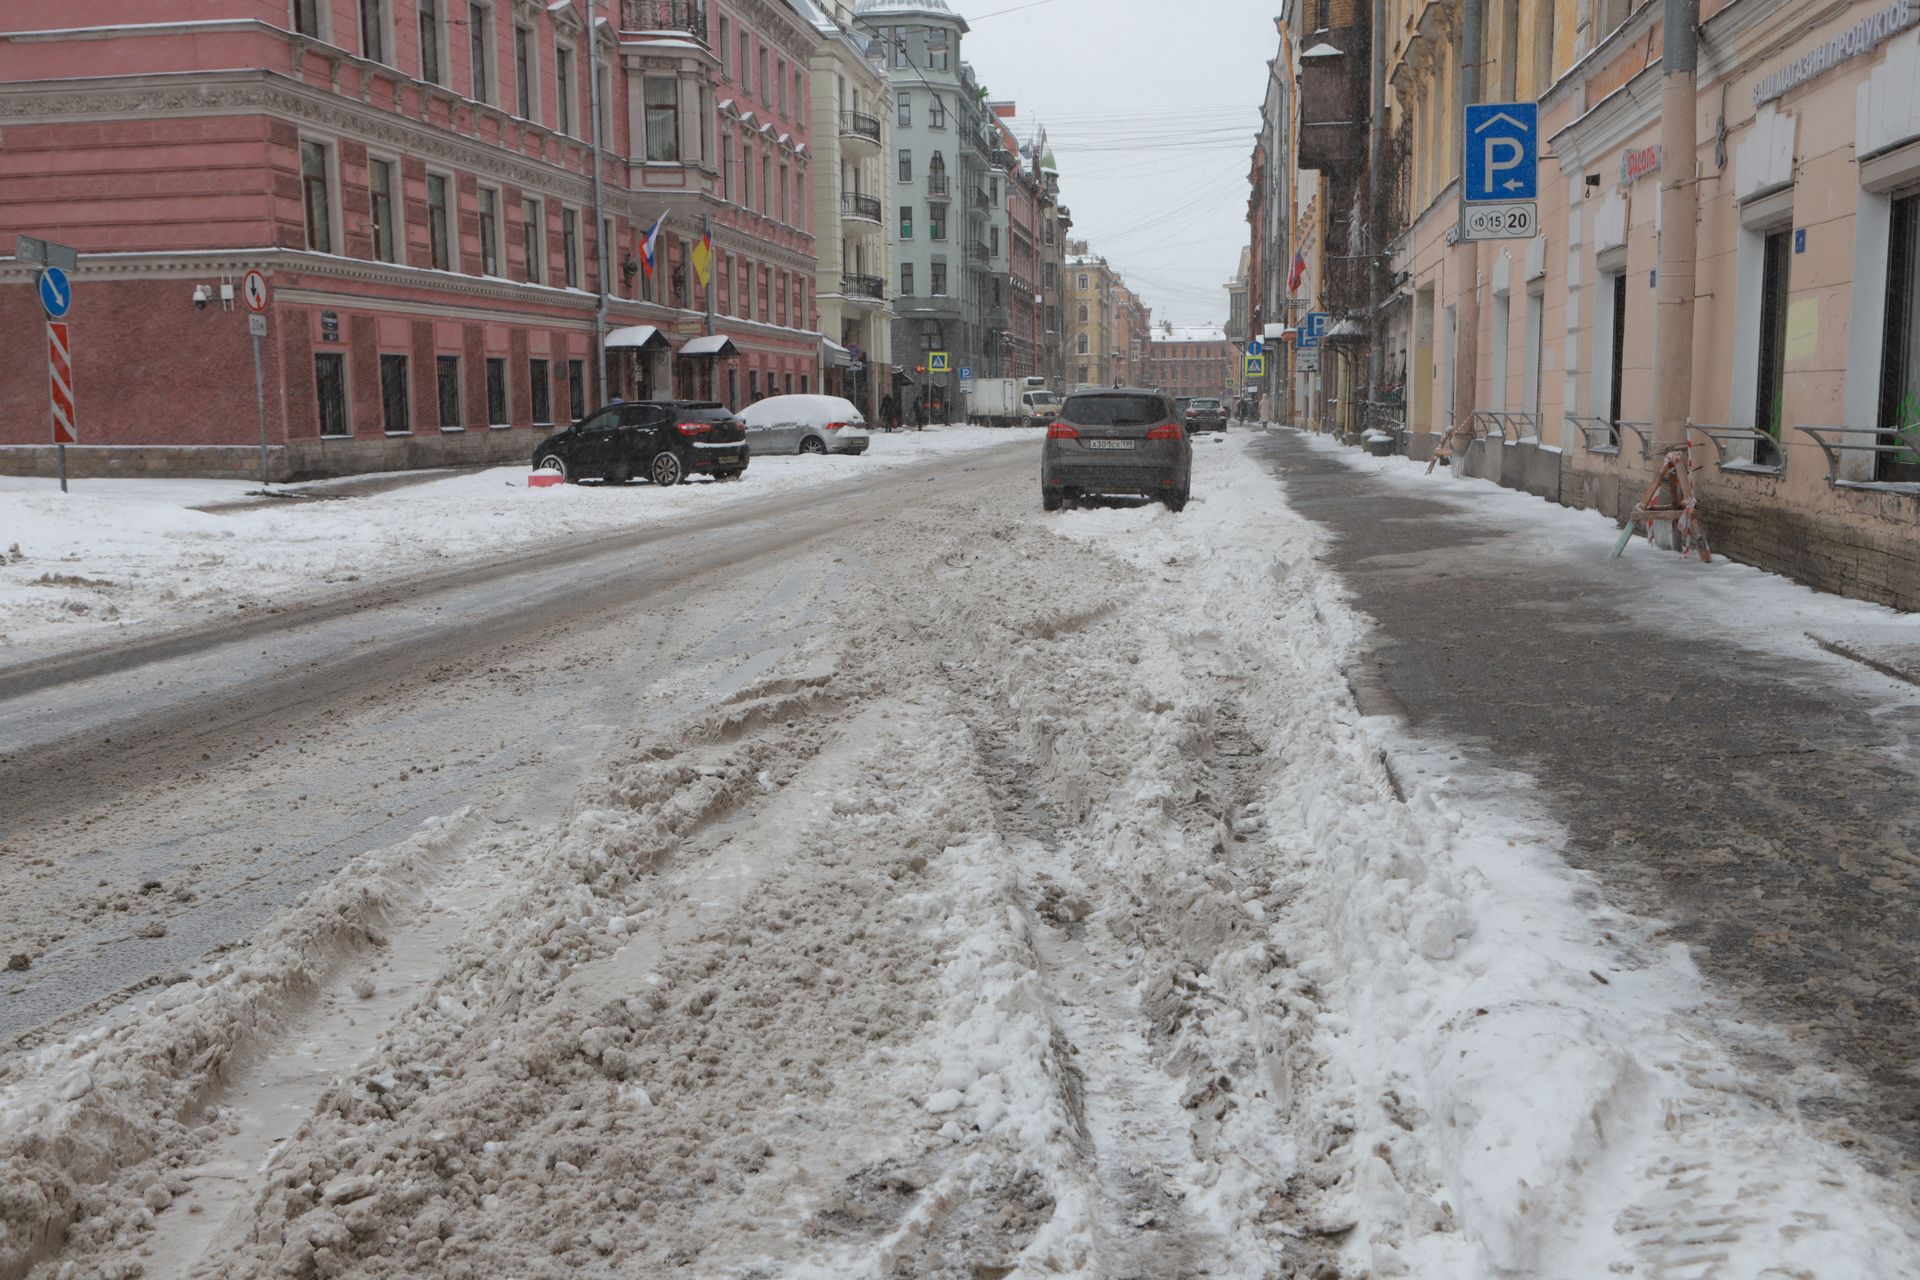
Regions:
[[606, 325, 669, 351], [823, 338, 853, 367], [679, 334, 738, 358]]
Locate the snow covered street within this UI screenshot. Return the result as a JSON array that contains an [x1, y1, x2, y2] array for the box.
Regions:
[[4, 430, 1919, 1278]]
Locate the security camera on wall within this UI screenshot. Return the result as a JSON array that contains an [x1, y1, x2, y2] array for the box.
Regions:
[[191, 285, 210, 311]]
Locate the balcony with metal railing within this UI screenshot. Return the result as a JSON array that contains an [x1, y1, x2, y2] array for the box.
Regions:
[[619, 0, 708, 41], [841, 273, 886, 303], [970, 186, 990, 211], [926, 173, 951, 201], [839, 110, 882, 150], [841, 192, 883, 225], [967, 239, 990, 263]]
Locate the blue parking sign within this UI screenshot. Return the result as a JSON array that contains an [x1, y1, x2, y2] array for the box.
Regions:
[[1465, 102, 1539, 202]]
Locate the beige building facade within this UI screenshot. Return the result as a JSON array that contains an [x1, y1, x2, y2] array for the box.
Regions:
[[1359, 0, 1920, 611]]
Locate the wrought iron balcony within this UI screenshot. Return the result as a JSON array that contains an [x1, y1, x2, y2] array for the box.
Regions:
[[842, 273, 886, 301], [619, 0, 708, 41], [842, 192, 883, 224], [967, 239, 990, 262], [991, 148, 1018, 172], [926, 173, 951, 200], [839, 110, 882, 146], [970, 186, 990, 211]]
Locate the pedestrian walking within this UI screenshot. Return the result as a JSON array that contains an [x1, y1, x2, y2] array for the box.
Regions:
[[913, 396, 928, 431], [880, 393, 898, 433]]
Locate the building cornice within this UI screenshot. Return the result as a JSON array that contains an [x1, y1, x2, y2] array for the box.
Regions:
[[0, 70, 612, 208]]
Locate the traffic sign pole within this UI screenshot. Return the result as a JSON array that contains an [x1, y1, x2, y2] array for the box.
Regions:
[[36, 246, 80, 492], [243, 272, 272, 487]]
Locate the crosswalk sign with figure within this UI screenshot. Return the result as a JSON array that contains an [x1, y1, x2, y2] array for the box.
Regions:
[[929, 352, 950, 374], [1245, 354, 1266, 378]]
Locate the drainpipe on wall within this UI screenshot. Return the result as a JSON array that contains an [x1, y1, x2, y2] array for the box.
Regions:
[[1652, 0, 1701, 451], [585, 6, 611, 405], [1451, 0, 1483, 447], [1364, 0, 1385, 428]]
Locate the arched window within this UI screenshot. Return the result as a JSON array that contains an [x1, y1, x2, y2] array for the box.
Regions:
[[1077, 302, 1088, 323], [1076, 333, 1089, 355]]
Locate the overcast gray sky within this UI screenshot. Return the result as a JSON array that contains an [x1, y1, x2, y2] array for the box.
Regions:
[[960, 0, 1278, 327]]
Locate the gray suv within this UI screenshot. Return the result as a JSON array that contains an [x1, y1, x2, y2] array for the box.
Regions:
[[1041, 388, 1191, 512]]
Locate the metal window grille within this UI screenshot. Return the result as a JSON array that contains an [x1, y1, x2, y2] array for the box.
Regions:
[[486, 357, 507, 424], [437, 355, 461, 427], [315, 353, 348, 436], [530, 358, 551, 423], [380, 354, 410, 433]]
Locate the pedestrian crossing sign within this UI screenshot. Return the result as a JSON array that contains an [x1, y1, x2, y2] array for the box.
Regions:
[[1245, 353, 1267, 377], [929, 352, 950, 373]]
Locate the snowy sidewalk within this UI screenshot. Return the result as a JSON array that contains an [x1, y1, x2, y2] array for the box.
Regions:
[[1254, 427, 1920, 1186], [0, 425, 1027, 657]]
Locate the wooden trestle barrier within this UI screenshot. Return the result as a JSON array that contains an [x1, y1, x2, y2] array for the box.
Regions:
[[1610, 434, 1711, 562]]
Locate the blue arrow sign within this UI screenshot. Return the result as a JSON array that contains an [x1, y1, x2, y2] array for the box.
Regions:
[[1465, 102, 1539, 202], [1247, 337, 1263, 357], [37, 266, 72, 319]]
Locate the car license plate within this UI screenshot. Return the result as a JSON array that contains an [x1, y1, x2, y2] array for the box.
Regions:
[[712, 454, 739, 465], [1085, 439, 1135, 450]]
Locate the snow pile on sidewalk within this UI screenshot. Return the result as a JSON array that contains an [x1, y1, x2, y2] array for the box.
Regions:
[[0, 425, 1022, 655], [1047, 432, 1920, 1277]]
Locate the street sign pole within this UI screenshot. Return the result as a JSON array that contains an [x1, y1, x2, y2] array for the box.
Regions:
[[250, 320, 270, 487], [243, 270, 272, 487], [36, 246, 79, 492]]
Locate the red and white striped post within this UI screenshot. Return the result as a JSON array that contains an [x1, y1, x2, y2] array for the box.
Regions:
[[48, 319, 76, 492]]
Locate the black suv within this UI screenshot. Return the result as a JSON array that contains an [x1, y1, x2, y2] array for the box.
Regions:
[[533, 402, 749, 485]]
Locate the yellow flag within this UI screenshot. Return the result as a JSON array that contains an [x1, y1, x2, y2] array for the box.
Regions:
[[691, 233, 713, 288]]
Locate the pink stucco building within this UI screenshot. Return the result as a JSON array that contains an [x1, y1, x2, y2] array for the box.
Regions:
[[0, 0, 821, 478]]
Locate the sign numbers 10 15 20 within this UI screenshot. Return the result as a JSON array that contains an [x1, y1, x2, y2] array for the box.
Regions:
[[1462, 202, 1538, 241]]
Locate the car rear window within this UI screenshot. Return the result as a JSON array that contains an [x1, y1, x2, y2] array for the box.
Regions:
[[1064, 394, 1168, 426], [1193, 399, 1221, 409]]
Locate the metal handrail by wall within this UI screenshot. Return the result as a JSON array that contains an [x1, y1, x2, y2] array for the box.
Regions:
[[1567, 415, 1621, 453], [1688, 424, 1786, 471], [1793, 424, 1920, 491]]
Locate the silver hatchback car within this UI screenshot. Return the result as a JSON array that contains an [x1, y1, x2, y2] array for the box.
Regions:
[[1040, 388, 1191, 512]]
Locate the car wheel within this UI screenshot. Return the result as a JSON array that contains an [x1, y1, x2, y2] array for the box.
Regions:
[[800, 436, 827, 455], [1042, 487, 1063, 512], [536, 453, 570, 482], [650, 450, 685, 487]]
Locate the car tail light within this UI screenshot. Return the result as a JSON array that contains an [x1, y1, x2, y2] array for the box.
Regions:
[[824, 421, 846, 431], [675, 421, 713, 437], [1146, 422, 1182, 440], [1046, 422, 1079, 439]]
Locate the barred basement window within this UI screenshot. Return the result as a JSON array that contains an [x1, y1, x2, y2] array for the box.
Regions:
[[315, 353, 348, 436], [437, 355, 461, 427], [530, 358, 551, 424], [380, 354, 410, 433], [486, 356, 507, 424], [568, 359, 586, 420]]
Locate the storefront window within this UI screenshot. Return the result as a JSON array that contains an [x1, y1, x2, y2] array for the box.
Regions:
[[1876, 194, 1920, 483]]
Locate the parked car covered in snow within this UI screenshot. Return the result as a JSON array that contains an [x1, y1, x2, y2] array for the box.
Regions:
[[738, 395, 870, 455], [532, 402, 749, 485], [1040, 388, 1190, 512]]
